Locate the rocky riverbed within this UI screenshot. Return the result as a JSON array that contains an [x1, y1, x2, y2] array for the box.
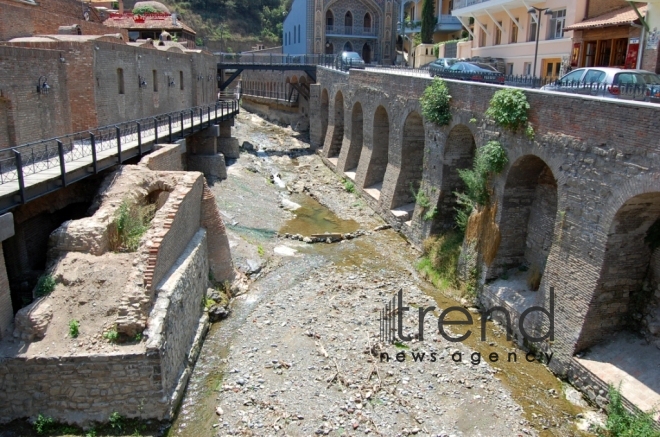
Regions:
[[167, 111, 604, 437]]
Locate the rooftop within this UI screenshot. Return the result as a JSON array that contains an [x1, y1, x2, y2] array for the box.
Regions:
[[103, 12, 196, 35], [565, 4, 647, 31]]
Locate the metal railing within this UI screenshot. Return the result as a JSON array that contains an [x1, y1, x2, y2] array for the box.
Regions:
[[0, 100, 239, 200], [325, 25, 378, 36], [453, 0, 492, 10], [241, 87, 298, 102], [216, 53, 336, 66]]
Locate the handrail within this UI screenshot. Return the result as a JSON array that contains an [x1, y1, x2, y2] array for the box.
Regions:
[[0, 101, 239, 193]]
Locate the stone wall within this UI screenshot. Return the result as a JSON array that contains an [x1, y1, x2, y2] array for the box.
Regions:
[[145, 229, 208, 397], [0, 352, 166, 425], [140, 143, 186, 171], [311, 67, 660, 374]]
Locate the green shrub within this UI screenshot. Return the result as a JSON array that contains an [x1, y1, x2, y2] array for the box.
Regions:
[[132, 5, 160, 14], [69, 319, 80, 338], [34, 414, 55, 434], [420, 78, 452, 126], [109, 412, 124, 432], [423, 207, 438, 221], [411, 185, 431, 209], [109, 201, 156, 252], [104, 328, 119, 343], [598, 386, 660, 437], [416, 232, 464, 290], [454, 141, 507, 230], [485, 88, 530, 132], [35, 274, 56, 297], [343, 178, 355, 193]]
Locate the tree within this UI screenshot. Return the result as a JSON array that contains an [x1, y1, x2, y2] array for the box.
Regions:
[[421, 0, 436, 44]]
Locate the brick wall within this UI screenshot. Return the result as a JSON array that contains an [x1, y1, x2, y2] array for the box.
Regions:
[[0, 45, 72, 149], [0, 0, 128, 41], [311, 67, 660, 373], [140, 143, 185, 171]]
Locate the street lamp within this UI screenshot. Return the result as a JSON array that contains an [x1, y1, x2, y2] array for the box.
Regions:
[[528, 6, 553, 86]]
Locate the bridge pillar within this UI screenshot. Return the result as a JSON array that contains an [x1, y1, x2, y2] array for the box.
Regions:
[[308, 84, 321, 151], [217, 119, 240, 159], [187, 125, 227, 180], [0, 213, 15, 339]]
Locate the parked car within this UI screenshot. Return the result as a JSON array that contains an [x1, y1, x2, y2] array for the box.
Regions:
[[428, 58, 459, 77], [540, 67, 652, 102], [445, 61, 505, 84], [334, 51, 366, 72], [640, 71, 660, 103]]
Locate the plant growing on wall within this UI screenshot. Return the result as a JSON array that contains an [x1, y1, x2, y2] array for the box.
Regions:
[[420, 78, 452, 126], [420, 0, 437, 44], [132, 5, 159, 14], [454, 140, 508, 231], [485, 88, 530, 132]]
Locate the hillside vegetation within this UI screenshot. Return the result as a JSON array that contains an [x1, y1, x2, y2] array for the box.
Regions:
[[148, 0, 291, 47]]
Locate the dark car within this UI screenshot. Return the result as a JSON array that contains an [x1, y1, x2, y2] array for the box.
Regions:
[[428, 58, 459, 77], [334, 51, 366, 72], [447, 62, 505, 84]]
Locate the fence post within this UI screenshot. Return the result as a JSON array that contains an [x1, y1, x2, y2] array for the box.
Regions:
[[180, 113, 184, 139], [136, 122, 142, 156], [90, 132, 98, 174], [57, 140, 67, 187], [168, 115, 173, 142], [116, 126, 122, 164], [14, 151, 25, 204], [154, 118, 159, 144], [190, 110, 194, 133]]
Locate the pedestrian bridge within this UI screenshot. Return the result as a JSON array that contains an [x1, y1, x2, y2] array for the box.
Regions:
[[0, 101, 239, 214]]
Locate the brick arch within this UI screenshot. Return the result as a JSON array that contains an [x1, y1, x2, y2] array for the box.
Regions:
[[322, 89, 345, 162], [359, 104, 390, 193], [337, 101, 364, 174], [573, 176, 660, 352], [432, 123, 476, 232], [489, 154, 558, 287], [575, 191, 660, 352], [382, 109, 425, 215]]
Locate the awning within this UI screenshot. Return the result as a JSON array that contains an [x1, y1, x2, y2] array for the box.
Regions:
[[564, 4, 647, 31]]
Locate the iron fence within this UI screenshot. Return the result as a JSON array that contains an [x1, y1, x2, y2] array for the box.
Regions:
[[0, 100, 239, 202]]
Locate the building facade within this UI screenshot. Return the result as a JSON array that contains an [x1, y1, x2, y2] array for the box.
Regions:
[[451, 0, 587, 77], [283, 0, 398, 64]]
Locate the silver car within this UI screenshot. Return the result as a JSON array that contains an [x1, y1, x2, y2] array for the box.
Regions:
[[540, 67, 650, 101]]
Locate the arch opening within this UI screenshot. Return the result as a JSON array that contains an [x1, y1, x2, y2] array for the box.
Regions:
[[363, 105, 389, 198], [490, 155, 558, 289], [327, 91, 344, 160], [345, 11, 353, 34], [343, 41, 353, 52], [362, 43, 372, 64], [342, 102, 363, 177], [391, 111, 424, 221], [320, 89, 329, 146], [326, 10, 334, 27], [325, 41, 334, 54], [433, 125, 475, 232]]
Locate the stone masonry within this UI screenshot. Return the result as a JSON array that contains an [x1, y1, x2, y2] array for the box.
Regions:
[[309, 67, 660, 380]]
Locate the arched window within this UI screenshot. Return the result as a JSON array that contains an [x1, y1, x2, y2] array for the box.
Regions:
[[326, 10, 334, 27], [345, 11, 353, 34], [364, 13, 372, 31], [343, 41, 353, 51]]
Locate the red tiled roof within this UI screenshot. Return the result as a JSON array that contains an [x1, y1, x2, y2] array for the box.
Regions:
[[103, 13, 196, 34], [564, 4, 647, 31]]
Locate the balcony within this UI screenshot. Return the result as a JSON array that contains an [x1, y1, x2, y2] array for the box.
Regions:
[[325, 25, 378, 37], [400, 21, 421, 34], [435, 14, 463, 33], [452, 0, 544, 17]]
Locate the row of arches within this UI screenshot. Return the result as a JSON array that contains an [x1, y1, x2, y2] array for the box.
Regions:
[[326, 10, 372, 30], [318, 86, 660, 353]]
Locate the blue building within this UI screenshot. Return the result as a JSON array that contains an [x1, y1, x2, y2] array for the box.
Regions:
[[283, 0, 398, 64]]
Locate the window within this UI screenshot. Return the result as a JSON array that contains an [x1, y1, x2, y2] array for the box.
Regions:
[[364, 13, 371, 30], [410, 6, 415, 20], [448, 0, 453, 13], [180, 71, 184, 90], [560, 69, 583, 83], [326, 10, 334, 26], [528, 15, 537, 42], [479, 25, 487, 47], [510, 19, 518, 43], [583, 69, 606, 84], [523, 62, 532, 76], [548, 9, 566, 39], [506, 63, 513, 75], [494, 22, 502, 45], [153, 70, 158, 92], [117, 68, 124, 94]]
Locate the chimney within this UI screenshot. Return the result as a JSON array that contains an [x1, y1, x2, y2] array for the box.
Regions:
[[119, 0, 124, 14]]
